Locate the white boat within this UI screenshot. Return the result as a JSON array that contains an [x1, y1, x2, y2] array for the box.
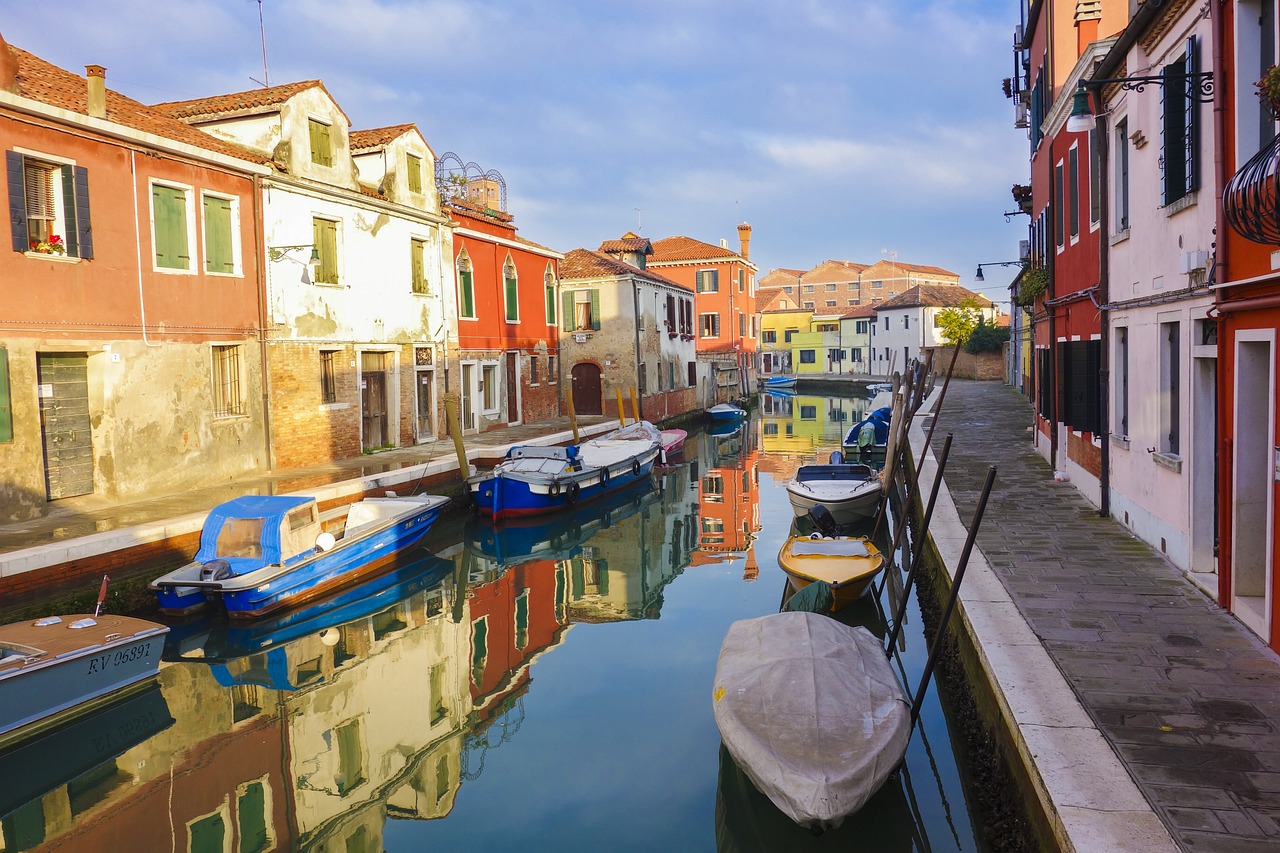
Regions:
[[707, 403, 747, 421], [783, 455, 881, 525], [0, 614, 169, 744], [712, 611, 911, 831]]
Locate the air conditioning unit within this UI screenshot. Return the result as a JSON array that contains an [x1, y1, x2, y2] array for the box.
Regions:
[[1015, 102, 1029, 128], [1019, 240, 1031, 261], [1179, 250, 1209, 274]]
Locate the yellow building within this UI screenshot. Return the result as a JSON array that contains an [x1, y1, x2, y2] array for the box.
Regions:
[[760, 304, 811, 375]]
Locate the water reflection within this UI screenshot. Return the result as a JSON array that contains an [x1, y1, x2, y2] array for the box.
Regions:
[[1, 394, 995, 852]]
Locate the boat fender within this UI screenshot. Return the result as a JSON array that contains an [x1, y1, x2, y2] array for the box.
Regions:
[[200, 559, 233, 581], [549, 480, 561, 497], [315, 532, 336, 553], [631, 458, 641, 476], [567, 481, 580, 503], [601, 468, 610, 485]]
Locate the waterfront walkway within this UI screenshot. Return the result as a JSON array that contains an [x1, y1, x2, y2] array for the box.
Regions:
[[923, 380, 1280, 853]]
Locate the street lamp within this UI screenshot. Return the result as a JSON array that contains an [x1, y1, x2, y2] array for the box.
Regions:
[[1065, 71, 1213, 134], [974, 261, 1027, 283]]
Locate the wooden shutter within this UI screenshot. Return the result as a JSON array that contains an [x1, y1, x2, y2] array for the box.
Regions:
[[411, 239, 426, 292], [505, 274, 518, 321], [546, 284, 556, 325], [459, 269, 474, 316], [0, 348, 11, 443], [203, 195, 234, 273], [309, 120, 332, 167], [6, 151, 27, 251], [73, 165, 92, 259], [590, 290, 600, 330], [313, 218, 338, 284], [1184, 36, 1199, 195], [1036, 348, 1051, 419], [59, 165, 79, 257], [666, 294, 675, 329], [562, 291, 574, 331], [152, 184, 188, 269]]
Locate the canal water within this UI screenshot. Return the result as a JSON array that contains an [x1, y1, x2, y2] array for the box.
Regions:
[[2, 390, 1000, 853]]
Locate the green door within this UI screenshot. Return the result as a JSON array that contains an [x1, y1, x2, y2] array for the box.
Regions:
[[37, 353, 93, 499]]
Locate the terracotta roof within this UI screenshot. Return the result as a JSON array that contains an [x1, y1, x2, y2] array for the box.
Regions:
[[349, 123, 420, 151], [648, 235, 740, 263], [3, 42, 269, 167], [598, 237, 652, 254], [449, 199, 514, 225], [756, 288, 797, 313], [151, 79, 352, 126], [560, 248, 691, 292], [841, 306, 876, 319], [874, 284, 995, 311]]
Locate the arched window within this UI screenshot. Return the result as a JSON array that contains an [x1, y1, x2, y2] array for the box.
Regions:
[[503, 255, 518, 322], [457, 251, 474, 318]]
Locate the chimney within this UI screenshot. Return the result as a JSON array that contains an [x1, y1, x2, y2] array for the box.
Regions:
[[86, 65, 106, 118], [0, 35, 18, 94], [737, 222, 752, 260]]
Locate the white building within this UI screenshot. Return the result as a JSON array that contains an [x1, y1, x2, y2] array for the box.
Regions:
[[869, 284, 999, 376]]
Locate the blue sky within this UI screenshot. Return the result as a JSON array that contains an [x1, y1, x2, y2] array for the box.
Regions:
[[3, 0, 1026, 302]]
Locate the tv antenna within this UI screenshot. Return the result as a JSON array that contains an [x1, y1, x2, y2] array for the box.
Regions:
[[634, 208, 642, 232], [249, 0, 270, 88]]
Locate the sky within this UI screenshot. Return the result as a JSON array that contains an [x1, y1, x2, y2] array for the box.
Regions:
[[2, 0, 1028, 303]]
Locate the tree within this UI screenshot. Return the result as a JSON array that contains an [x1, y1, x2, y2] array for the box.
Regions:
[[933, 298, 985, 346], [965, 318, 1010, 353]]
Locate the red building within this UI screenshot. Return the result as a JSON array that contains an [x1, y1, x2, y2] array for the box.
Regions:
[[444, 165, 563, 434]]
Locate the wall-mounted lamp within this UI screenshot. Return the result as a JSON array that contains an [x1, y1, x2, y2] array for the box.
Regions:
[[1065, 70, 1213, 134], [974, 261, 1027, 283], [268, 244, 319, 265]]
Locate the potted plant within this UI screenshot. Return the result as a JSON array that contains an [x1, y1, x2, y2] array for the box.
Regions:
[[1257, 65, 1280, 118], [29, 235, 65, 255], [1011, 183, 1032, 214], [1017, 266, 1048, 306]]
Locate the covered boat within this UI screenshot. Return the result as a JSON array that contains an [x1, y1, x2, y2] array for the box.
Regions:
[[784, 453, 881, 526], [712, 611, 911, 831], [468, 421, 661, 521], [707, 402, 747, 421], [659, 428, 687, 461], [842, 406, 892, 463], [150, 492, 449, 618], [0, 614, 169, 744], [763, 375, 797, 389]]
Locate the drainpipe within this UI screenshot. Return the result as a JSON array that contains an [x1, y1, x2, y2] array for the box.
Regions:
[[1047, 135, 1059, 472], [254, 175, 274, 470], [633, 279, 645, 420], [1095, 98, 1111, 518], [1211, 0, 1229, 583]]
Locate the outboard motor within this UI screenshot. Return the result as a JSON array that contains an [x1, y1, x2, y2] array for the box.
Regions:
[[199, 559, 232, 581], [807, 504, 840, 538]]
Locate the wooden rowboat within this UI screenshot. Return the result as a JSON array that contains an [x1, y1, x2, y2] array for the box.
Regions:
[[777, 532, 884, 611]]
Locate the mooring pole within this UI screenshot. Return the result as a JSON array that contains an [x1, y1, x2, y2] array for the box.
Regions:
[[923, 344, 961, 452], [615, 388, 626, 426], [884, 433, 953, 653], [909, 465, 998, 725], [630, 386, 641, 424], [443, 394, 470, 477], [566, 389, 581, 444], [888, 430, 954, 572]]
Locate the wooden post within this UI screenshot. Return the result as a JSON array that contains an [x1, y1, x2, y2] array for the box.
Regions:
[[615, 388, 626, 426], [566, 389, 581, 444], [629, 386, 640, 424], [443, 394, 470, 477]]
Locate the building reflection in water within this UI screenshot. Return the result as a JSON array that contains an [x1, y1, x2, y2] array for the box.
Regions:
[[691, 419, 762, 581]]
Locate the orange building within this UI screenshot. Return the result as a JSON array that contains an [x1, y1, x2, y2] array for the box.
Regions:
[[647, 226, 758, 405]]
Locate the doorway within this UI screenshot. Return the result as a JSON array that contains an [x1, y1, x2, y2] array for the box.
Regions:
[[38, 352, 93, 500], [461, 363, 477, 431], [505, 351, 520, 425], [571, 362, 602, 415], [416, 368, 435, 441], [361, 351, 389, 451], [1231, 333, 1274, 641]]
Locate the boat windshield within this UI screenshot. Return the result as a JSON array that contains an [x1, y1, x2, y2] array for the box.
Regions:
[[216, 517, 266, 559]]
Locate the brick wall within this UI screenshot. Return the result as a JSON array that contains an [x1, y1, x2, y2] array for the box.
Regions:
[[269, 341, 361, 469], [1067, 430, 1102, 478], [923, 347, 1004, 381]]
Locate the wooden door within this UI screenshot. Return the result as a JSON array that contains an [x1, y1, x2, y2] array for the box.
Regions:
[[571, 363, 602, 415], [415, 369, 434, 440], [38, 353, 93, 499], [505, 352, 519, 424], [361, 352, 388, 450]]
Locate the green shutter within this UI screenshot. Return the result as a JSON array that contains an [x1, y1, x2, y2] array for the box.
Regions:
[[237, 781, 268, 853], [562, 291, 574, 331], [153, 185, 188, 269], [411, 239, 426, 293], [189, 813, 226, 853], [460, 270, 474, 316], [203, 196, 234, 273], [546, 285, 556, 325], [589, 289, 600, 330], [313, 218, 338, 284], [309, 120, 332, 167], [407, 154, 423, 193], [59, 165, 78, 257], [0, 349, 11, 443], [505, 276, 519, 321]]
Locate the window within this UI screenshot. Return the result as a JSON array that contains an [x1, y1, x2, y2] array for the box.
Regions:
[[482, 364, 498, 410], [152, 183, 192, 270], [738, 270, 745, 292], [803, 284, 815, 293], [739, 313, 746, 336], [407, 154, 423, 193], [804, 301, 814, 309], [1160, 321, 1181, 454], [784, 329, 796, 343], [1058, 339, 1101, 433], [1115, 326, 1129, 437], [871, 280, 882, 289], [800, 350, 816, 364], [762, 329, 777, 343], [669, 361, 676, 389], [688, 362, 697, 387], [236, 780, 272, 853], [639, 363, 647, 394], [856, 320, 868, 334], [308, 119, 333, 167], [563, 289, 600, 331], [503, 258, 518, 322], [8, 153, 93, 259], [1090, 129, 1103, 227], [903, 316, 910, 329], [800, 404, 817, 419], [530, 355, 540, 385], [1068, 145, 1080, 240], [1161, 37, 1200, 206], [188, 810, 228, 853], [458, 253, 475, 318], [0, 348, 10, 443], [212, 345, 244, 417], [697, 269, 719, 292], [700, 313, 720, 338], [1115, 117, 1130, 232], [515, 590, 529, 650], [545, 267, 557, 325], [1054, 161, 1065, 247], [883, 316, 889, 330], [313, 217, 339, 284], [320, 350, 338, 403], [334, 719, 365, 794], [826, 300, 837, 308], [548, 354, 557, 383], [411, 238, 429, 294], [829, 348, 843, 362], [201, 194, 236, 274]]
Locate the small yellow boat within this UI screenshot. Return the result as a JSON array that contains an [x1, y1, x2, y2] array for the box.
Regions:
[[778, 533, 885, 612]]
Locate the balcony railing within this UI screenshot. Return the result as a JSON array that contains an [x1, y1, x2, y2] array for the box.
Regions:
[[1223, 134, 1280, 245]]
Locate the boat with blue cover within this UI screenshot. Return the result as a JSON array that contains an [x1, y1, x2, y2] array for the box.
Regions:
[[763, 375, 797, 390], [707, 402, 748, 421], [842, 406, 892, 463], [467, 421, 661, 521], [149, 492, 449, 618]]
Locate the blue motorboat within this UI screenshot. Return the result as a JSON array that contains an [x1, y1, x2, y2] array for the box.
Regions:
[[468, 421, 661, 521], [150, 492, 449, 618], [707, 403, 748, 421], [842, 407, 892, 463], [763, 375, 797, 390]]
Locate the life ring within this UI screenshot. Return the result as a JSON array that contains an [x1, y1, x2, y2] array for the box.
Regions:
[[631, 458, 641, 476], [567, 481, 581, 503], [549, 480, 561, 497]]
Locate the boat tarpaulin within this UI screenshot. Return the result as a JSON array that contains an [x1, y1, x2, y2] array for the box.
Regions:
[[712, 612, 910, 830]]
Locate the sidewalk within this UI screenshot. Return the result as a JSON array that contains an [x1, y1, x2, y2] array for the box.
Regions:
[[918, 380, 1280, 852], [0, 415, 610, 581]]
